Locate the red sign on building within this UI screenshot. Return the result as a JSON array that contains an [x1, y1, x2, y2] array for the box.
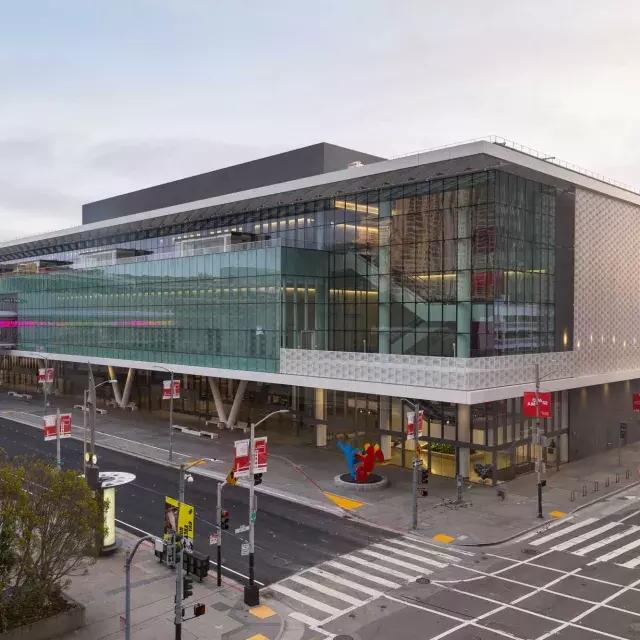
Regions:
[[522, 391, 552, 418], [233, 437, 268, 478], [38, 368, 55, 384], [406, 410, 425, 439], [633, 393, 640, 412], [162, 379, 181, 400]]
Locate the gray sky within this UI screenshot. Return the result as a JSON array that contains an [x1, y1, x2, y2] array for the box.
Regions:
[[1, 0, 638, 241]]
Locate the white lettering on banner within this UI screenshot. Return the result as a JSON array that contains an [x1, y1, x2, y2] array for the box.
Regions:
[[233, 437, 268, 477]]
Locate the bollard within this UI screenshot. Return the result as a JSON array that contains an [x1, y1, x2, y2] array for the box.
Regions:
[[626, 469, 631, 479], [570, 490, 575, 502], [594, 480, 599, 492], [605, 476, 610, 488], [582, 484, 587, 497], [616, 472, 620, 484]]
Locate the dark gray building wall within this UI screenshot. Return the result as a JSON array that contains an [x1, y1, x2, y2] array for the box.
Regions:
[[569, 380, 640, 461], [82, 142, 384, 225]]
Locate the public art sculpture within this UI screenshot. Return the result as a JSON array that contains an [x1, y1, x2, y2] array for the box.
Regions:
[[337, 440, 385, 483]]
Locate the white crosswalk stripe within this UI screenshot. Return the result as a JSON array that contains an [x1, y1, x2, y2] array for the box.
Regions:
[[266, 535, 468, 633], [529, 517, 598, 546], [551, 521, 621, 551], [573, 525, 640, 556]]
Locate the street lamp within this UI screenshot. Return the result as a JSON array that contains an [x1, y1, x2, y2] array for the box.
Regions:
[[152, 365, 176, 462], [245, 408, 289, 606], [82, 378, 117, 478], [400, 398, 421, 531]]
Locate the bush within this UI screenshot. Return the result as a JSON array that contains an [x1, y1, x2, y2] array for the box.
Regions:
[[0, 455, 104, 632]]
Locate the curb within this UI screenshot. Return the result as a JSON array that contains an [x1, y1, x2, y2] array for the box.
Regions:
[[0, 410, 346, 518], [455, 478, 640, 547]]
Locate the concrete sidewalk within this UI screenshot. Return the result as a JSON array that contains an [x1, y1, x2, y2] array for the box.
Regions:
[[64, 528, 292, 640], [2, 389, 639, 545]]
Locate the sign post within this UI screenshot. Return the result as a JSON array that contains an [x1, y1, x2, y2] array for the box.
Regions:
[[162, 376, 180, 463], [43, 411, 71, 470]]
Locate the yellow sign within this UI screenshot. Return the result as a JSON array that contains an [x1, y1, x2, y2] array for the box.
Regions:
[[103, 487, 116, 548], [226, 470, 237, 486], [164, 496, 195, 542]]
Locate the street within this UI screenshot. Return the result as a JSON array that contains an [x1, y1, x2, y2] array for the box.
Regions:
[[0, 415, 393, 587]]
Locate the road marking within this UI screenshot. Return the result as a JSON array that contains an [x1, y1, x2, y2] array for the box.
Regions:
[[306, 567, 382, 597], [549, 510, 566, 518], [618, 554, 640, 569], [269, 583, 341, 616], [590, 536, 640, 565], [245, 635, 269, 640], [339, 554, 417, 581], [288, 611, 322, 627], [288, 575, 363, 606], [529, 517, 598, 546], [324, 560, 401, 588], [402, 535, 474, 556], [357, 549, 432, 574], [573, 525, 640, 556], [322, 492, 364, 510], [552, 521, 620, 551], [371, 542, 447, 568], [433, 533, 455, 544], [390, 537, 462, 563]]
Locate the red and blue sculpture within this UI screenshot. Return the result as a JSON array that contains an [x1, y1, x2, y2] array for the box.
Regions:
[[337, 440, 385, 483]]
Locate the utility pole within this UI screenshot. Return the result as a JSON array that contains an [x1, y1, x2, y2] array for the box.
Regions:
[[216, 480, 227, 587], [175, 463, 186, 640], [169, 371, 175, 462], [82, 389, 88, 477], [535, 363, 543, 519], [125, 535, 154, 640], [411, 399, 421, 531], [245, 413, 259, 605], [42, 355, 48, 415]]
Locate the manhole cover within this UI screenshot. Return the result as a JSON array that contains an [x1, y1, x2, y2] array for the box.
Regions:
[[334, 636, 355, 640], [416, 577, 431, 584]]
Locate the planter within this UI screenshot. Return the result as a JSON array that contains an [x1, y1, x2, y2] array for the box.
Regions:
[[0, 596, 85, 640], [334, 472, 389, 492]]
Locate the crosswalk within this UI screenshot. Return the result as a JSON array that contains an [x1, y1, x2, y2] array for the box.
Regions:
[[523, 510, 640, 569], [265, 535, 473, 631]]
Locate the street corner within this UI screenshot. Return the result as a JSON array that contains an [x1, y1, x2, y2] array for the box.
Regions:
[[222, 598, 283, 640], [433, 533, 456, 544]]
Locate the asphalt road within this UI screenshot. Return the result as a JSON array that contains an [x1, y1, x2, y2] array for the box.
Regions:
[[0, 416, 393, 586]]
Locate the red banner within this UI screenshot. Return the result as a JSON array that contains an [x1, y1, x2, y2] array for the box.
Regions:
[[406, 410, 425, 439], [43, 413, 72, 441], [633, 393, 640, 412], [162, 379, 181, 400], [38, 367, 54, 384], [523, 391, 552, 418], [233, 437, 268, 477]]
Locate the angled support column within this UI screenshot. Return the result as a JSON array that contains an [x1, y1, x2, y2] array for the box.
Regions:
[[315, 388, 327, 447], [226, 380, 247, 429], [107, 366, 122, 406], [208, 378, 228, 426], [120, 368, 135, 408]]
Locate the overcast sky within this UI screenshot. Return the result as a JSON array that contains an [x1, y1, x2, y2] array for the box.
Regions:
[[1, 0, 638, 241]]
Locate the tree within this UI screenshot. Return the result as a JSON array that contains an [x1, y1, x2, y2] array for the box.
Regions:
[[0, 456, 104, 632]]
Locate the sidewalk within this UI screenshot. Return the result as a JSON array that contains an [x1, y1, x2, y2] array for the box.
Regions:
[[2, 390, 639, 545], [64, 528, 290, 640]]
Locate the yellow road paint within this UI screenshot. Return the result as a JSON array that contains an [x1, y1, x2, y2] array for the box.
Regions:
[[246, 635, 270, 640], [249, 605, 276, 619], [323, 492, 364, 510], [549, 510, 566, 518], [433, 533, 455, 544]]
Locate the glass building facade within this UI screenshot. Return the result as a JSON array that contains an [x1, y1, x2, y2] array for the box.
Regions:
[[0, 169, 560, 367]]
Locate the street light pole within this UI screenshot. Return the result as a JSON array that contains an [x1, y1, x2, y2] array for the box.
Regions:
[[169, 370, 175, 463], [216, 480, 227, 587], [175, 463, 185, 640], [125, 535, 155, 640], [82, 389, 88, 477], [535, 363, 543, 519]]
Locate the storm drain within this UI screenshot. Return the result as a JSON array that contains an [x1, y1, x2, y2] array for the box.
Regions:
[[415, 577, 431, 585]]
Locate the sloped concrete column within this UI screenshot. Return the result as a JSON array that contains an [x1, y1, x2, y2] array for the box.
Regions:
[[315, 387, 327, 447], [226, 380, 247, 429], [208, 378, 228, 426], [107, 366, 122, 406], [120, 368, 135, 408]]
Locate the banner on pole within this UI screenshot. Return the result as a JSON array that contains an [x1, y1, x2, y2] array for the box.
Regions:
[[406, 410, 425, 439], [38, 368, 54, 384], [164, 496, 194, 548], [233, 436, 268, 477], [42, 413, 71, 441], [522, 391, 552, 418], [633, 393, 640, 412], [162, 379, 181, 400]]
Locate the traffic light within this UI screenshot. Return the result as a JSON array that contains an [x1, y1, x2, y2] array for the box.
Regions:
[[421, 469, 429, 485], [253, 473, 263, 486], [226, 470, 237, 486], [183, 575, 194, 599], [194, 603, 206, 617], [620, 423, 628, 439], [220, 510, 229, 530]]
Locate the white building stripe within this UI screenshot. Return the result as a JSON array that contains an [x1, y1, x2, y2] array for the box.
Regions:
[[306, 567, 382, 597], [340, 554, 417, 581], [392, 538, 462, 563], [371, 543, 448, 568], [553, 522, 621, 552], [325, 559, 401, 588], [358, 549, 432, 574], [530, 517, 598, 546], [288, 575, 363, 607], [591, 537, 640, 565], [289, 611, 323, 627], [573, 526, 640, 556], [269, 583, 341, 616]]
